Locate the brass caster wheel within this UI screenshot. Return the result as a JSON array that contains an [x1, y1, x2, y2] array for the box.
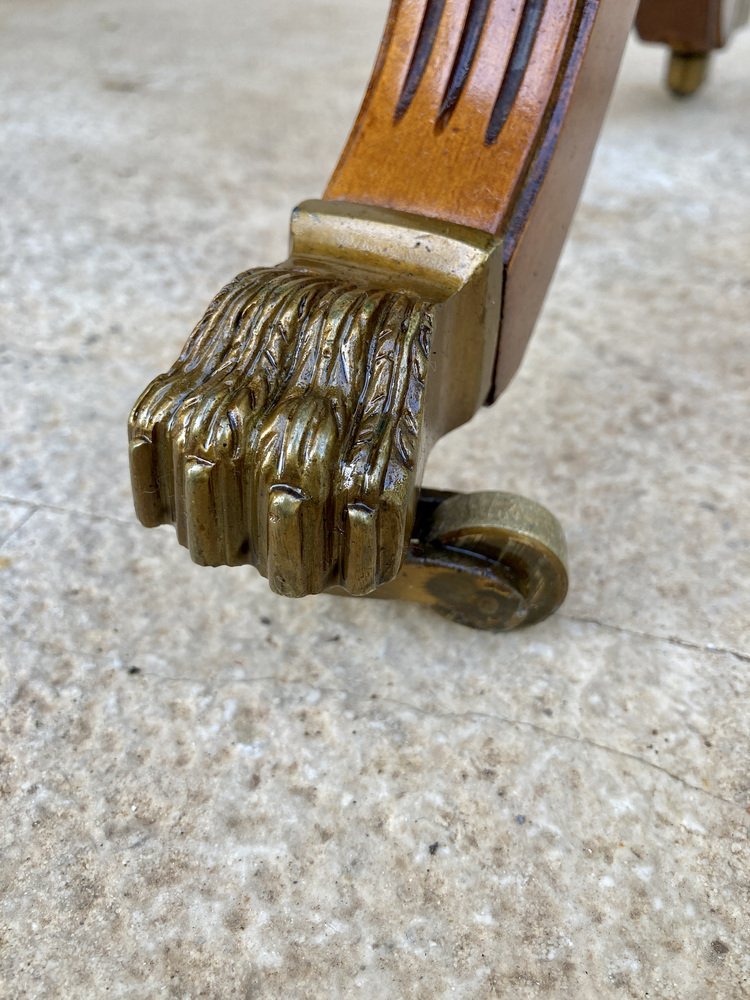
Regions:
[[667, 51, 709, 97], [368, 490, 568, 632]]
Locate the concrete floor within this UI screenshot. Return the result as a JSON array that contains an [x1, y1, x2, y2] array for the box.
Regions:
[[1, 1, 749, 997]]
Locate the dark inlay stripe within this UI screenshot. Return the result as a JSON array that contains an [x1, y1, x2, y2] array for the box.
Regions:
[[485, 0, 546, 145], [504, 1, 592, 250], [395, 0, 446, 121], [438, 0, 491, 124]]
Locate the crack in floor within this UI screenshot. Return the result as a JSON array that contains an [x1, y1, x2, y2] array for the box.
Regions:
[[0, 494, 133, 528], [6, 627, 738, 813], [561, 612, 750, 666], [0, 507, 37, 550], [141, 669, 743, 814], [1, 493, 749, 665], [1, 497, 749, 812]]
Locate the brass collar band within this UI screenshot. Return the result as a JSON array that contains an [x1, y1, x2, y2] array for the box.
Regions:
[[290, 200, 504, 427]]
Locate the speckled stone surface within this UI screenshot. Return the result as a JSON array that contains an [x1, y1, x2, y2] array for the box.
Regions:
[[1, 1, 749, 997]]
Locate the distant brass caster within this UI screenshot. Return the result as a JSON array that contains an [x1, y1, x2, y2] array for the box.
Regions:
[[636, 0, 748, 96], [667, 51, 709, 96]]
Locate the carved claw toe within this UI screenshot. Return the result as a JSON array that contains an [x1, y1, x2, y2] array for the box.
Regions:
[[253, 393, 340, 596]]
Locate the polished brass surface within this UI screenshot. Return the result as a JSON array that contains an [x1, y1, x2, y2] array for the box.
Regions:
[[130, 266, 433, 596], [667, 52, 710, 96], [129, 201, 507, 602], [366, 490, 569, 631]]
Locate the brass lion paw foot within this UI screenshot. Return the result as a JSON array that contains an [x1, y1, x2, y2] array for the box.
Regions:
[[129, 201, 567, 629], [130, 247, 433, 597]]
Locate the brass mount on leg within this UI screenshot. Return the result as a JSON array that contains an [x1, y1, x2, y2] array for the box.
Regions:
[[129, 201, 568, 630]]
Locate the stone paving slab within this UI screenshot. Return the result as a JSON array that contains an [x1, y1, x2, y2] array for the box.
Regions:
[[1, 1, 749, 997]]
